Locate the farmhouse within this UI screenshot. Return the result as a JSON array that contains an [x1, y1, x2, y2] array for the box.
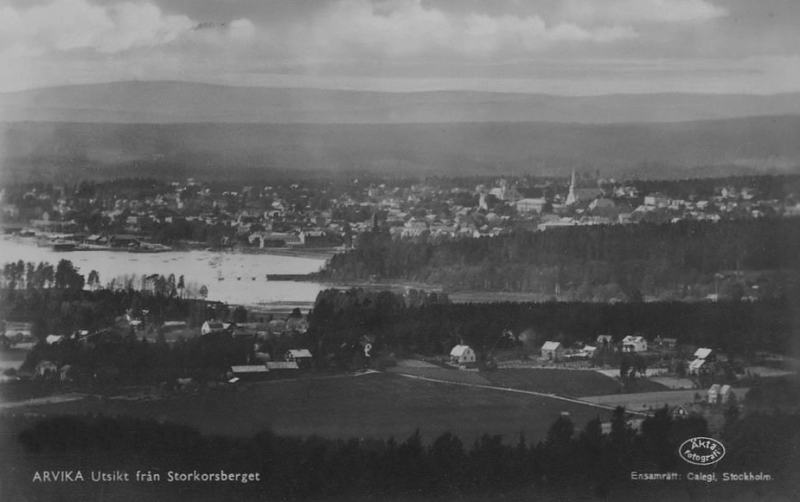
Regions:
[[622, 335, 647, 353], [689, 347, 716, 375], [201, 321, 227, 336], [541, 341, 564, 362], [450, 345, 477, 365]]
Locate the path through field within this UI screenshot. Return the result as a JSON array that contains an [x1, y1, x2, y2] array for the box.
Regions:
[[394, 372, 651, 416]]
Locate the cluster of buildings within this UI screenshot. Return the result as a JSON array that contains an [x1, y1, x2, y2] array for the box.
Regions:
[[538, 334, 656, 363], [3, 173, 798, 249]]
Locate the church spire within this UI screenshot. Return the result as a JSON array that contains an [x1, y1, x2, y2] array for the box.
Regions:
[[566, 168, 577, 205]]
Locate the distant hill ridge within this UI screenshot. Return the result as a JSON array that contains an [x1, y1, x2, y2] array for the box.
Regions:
[[2, 116, 799, 182], [2, 81, 800, 124]]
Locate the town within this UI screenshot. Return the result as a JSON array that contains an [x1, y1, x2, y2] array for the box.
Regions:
[[2, 173, 798, 252]]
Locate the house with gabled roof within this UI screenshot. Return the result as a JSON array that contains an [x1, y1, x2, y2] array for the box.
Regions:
[[201, 321, 227, 336], [541, 341, 564, 362], [689, 347, 716, 375], [450, 345, 476, 365], [622, 335, 647, 353]]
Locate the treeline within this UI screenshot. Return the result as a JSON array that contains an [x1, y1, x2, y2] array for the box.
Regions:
[[1, 284, 199, 338], [19, 330, 252, 385], [2, 409, 798, 501], [319, 218, 800, 297], [1, 260, 89, 291], [308, 289, 795, 359]]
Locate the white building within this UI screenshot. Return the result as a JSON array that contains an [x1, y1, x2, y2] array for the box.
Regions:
[[622, 335, 647, 353], [541, 341, 564, 361], [708, 384, 721, 404], [450, 345, 477, 365], [201, 321, 226, 335], [516, 198, 547, 214]]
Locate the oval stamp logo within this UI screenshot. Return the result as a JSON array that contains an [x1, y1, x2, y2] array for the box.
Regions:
[[679, 437, 726, 466]]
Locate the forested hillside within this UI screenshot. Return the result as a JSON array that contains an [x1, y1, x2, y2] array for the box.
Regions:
[[319, 219, 800, 299]]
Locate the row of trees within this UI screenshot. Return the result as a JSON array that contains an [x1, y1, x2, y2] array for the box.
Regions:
[[1, 284, 199, 339], [3, 407, 798, 501], [1, 259, 201, 298], [1, 260, 94, 291]]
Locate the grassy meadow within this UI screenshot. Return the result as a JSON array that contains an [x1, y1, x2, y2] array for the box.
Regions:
[[5, 372, 614, 443]]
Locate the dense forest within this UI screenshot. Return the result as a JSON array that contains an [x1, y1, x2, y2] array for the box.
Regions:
[[319, 218, 800, 298], [1, 407, 797, 501]]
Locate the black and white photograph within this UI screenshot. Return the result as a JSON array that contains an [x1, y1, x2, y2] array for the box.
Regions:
[[1, 1, 799, 501]]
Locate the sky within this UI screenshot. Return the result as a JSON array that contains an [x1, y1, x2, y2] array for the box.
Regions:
[[1, 0, 800, 94]]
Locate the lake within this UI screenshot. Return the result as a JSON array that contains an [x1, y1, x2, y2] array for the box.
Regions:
[[0, 238, 328, 307]]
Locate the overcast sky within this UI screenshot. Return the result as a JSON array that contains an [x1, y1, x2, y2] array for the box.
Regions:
[[1, 0, 799, 94]]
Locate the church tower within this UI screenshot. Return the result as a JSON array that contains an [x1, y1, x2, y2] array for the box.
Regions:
[[566, 169, 578, 205]]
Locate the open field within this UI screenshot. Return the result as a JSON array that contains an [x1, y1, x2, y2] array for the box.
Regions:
[[0, 372, 614, 443], [387, 365, 491, 385], [481, 368, 671, 397], [483, 368, 621, 396]]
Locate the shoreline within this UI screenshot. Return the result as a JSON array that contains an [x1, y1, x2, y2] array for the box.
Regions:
[[2, 235, 341, 261]]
